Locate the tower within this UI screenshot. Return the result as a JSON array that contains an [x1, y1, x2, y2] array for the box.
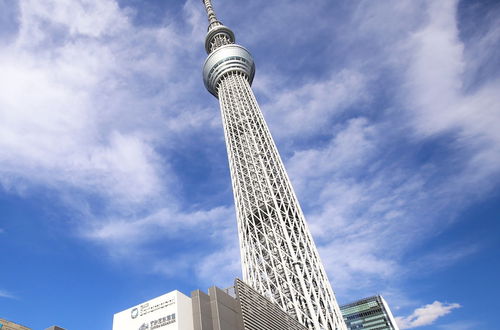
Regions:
[[201, 1, 347, 329]]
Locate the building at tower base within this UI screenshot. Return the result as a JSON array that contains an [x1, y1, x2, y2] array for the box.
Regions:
[[112, 279, 307, 330], [192, 278, 307, 330], [340, 296, 399, 330], [112, 290, 194, 330]]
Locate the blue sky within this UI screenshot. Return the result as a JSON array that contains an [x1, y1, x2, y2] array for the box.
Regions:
[[0, 0, 499, 329]]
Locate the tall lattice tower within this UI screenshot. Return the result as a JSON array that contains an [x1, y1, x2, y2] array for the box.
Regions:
[[201, 1, 347, 329]]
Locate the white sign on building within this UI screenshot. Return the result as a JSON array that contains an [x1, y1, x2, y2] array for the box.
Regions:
[[113, 290, 193, 330]]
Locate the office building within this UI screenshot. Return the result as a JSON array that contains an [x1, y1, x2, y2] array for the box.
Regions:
[[112, 290, 194, 330], [340, 296, 399, 330], [200, 1, 347, 329]]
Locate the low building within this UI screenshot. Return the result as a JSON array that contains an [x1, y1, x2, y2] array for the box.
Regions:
[[192, 278, 307, 330], [340, 295, 399, 330], [0, 318, 30, 330], [113, 278, 307, 330], [113, 290, 194, 330], [0, 318, 65, 330]]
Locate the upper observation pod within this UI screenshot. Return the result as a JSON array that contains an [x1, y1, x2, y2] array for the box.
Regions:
[[204, 25, 235, 54], [202, 0, 235, 54], [203, 44, 255, 97], [201, 0, 255, 97]]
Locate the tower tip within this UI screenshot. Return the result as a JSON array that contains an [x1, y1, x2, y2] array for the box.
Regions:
[[202, 0, 221, 30]]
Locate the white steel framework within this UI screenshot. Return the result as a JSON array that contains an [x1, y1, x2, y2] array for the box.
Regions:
[[201, 1, 347, 330]]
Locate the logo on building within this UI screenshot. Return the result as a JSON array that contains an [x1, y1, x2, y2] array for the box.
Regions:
[[131, 307, 139, 319], [138, 323, 149, 330]]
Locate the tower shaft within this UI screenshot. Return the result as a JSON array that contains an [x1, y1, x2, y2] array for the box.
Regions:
[[201, 1, 347, 329]]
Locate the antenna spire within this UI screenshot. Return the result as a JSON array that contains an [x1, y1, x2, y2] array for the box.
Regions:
[[201, 0, 235, 54], [202, 0, 222, 31]]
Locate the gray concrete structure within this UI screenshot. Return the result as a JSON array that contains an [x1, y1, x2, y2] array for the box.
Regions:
[[192, 279, 307, 330], [192, 285, 243, 330]]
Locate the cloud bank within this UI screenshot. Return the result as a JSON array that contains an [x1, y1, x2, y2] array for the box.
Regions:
[[0, 0, 234, 286], [0, 0, 498, 317]]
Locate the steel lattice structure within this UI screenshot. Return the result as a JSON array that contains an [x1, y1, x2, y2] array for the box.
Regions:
[[201, 1, 347, 329]]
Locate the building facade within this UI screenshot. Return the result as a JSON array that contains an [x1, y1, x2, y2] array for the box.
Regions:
[[192, 278, 308, 330], [200, 1, 347, 329], [340, 296, 399, 330], [114, 278, 307, 330], [112, 290, 194, 330], [0, 318, 65, 330], [0, 318, 30, 330]]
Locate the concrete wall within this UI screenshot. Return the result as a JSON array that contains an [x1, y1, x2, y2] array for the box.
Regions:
[[191, 286, 244, 330], [235, 279, 308, 330], [192, 279, 306, 330]]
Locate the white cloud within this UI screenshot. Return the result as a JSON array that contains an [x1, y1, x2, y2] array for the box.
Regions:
[[0, 289, 16, 299], [0, 0, 172, 204], [396, 301, 461, 329], [0, 0, 497, 306], [256, 70, 367, 140], [18, 0, 128, 41], [82, 0, 497, 296], [84, 206, 233, 252], [0, 0, 207, 197], [286, 117, 376, 196], [402, 0, 500, 182], [0, 0, 230, 285], [282, 118, 432, 292], [262, 0, 499, 301]]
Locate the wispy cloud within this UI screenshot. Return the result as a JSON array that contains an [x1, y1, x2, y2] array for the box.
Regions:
[[0, 0, 498, 315], [255, 70, 368, 140], [0, 0, 229, 285], [255, 0, 500, 302], [401, 0, 500, 183], [0, 289, 16, 300], [83, 206, 234, 256], [395, 301, 461, 329], [0, 0, 169, 203]]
